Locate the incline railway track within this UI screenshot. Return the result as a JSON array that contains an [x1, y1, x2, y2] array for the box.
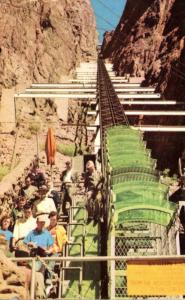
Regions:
[[8, 58, 185, 300], [97, 59, 129, 129]]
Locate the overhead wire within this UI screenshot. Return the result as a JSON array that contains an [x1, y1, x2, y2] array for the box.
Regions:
[[95, 12, 116, 28], [171, 65, 185, 82], [97, 27, 110, 32], [171, 62, 185, 77], [94, 0, 120, 18], [174, 59, 185, 69]]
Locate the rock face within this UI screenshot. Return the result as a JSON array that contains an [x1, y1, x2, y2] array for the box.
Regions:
[[102, 0, 185, 100], [0, 250, 27, 300], [102, 0, 185, 172], [0, 0, 97, 88]]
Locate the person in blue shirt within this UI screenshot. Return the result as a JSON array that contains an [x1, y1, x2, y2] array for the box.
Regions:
[[24, 214, 54, 272], [0, 215, 13, 245], [24, 214, 54, 250]]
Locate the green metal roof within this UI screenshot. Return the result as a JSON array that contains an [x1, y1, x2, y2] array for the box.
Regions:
[[106, 126, 177, 226]]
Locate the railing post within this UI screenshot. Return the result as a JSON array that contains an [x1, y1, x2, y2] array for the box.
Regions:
[[30, 258, 36, 300], [58, 267, 62, 298]]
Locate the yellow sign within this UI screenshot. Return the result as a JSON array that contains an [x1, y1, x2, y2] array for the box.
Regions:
[[127, 260, 185, 296]]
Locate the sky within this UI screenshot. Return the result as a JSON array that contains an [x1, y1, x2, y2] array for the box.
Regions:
[[90, 0, 126, 43]]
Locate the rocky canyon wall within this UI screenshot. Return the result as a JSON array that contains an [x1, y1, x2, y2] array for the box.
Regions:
[[102, 0, 185, 172], [0, 0, 97, 88], [102, 0, 185, 100]]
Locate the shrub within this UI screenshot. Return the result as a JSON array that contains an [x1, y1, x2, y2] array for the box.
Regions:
[[57, 143, 88, 156], [163, 168, 170, 177], [29, 122, 41, 134], [57, 144, 75, 157], [0, 166, 10, 181]]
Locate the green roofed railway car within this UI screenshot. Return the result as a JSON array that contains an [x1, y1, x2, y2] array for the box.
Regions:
[[105, 126, 177, 299]]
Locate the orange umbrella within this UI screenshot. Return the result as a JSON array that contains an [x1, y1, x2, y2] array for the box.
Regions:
[[45, 128, 56, 165]]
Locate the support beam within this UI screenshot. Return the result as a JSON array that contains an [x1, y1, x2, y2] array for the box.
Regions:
[[118, 94, 161, 99], [14, 93, 96, 99], [30, 83, 141, 88], [16, 94, 181, 105], [31, 83, 96, 88], [26, 88, 96, 93], [125, 110, 185, 116], [28, 87, 154, 92], [132, 126, 185, 132], [88, 110, 185, 116], [76, 72, 114, 75], [69, 79, 128, 83], [26, 87, 155, 93], [87, 111, 97, 116], [87, 124, 185, 132], [19, 92, 159, 99], [113, 83, 141, 87], [120, 100, 180, 105], [115, 88, 155, 92], [26, 85, 155, 93], [76, 76, 125, 80]]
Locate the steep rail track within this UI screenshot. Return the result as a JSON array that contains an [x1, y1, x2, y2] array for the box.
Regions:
[[97, 59, 129, 129], [9, 59, 185, 300]]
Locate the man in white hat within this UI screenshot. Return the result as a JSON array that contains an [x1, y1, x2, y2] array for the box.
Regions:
[[23, 214, 54, 298], [23, 214, 54, 257]]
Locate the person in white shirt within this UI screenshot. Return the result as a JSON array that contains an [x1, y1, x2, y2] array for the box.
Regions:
[[60, 161, 75, 215], [46, 179, 61, 210], [12, 203, 36, 249], [32, 185, 56, 225]]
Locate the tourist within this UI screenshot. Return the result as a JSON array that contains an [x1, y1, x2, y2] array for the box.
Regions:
[[20, 176, 38, 201], [60, 160, 75, 215], [32, 185, 56, 223], [23, 215, 54, 268], [23, 215, 54, 298], [46, 179, 61, 210], [28, 164, 45, 188], [12, 203, 36, 250], [84, 160, 104, 222], [47, 211, 67, 254], [0, 215, 13, 245], [11, 196, 27, 225]]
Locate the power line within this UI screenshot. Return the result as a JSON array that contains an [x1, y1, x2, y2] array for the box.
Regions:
[[175, 59, 185, 69], [171, 65, 185, 82], [95, 12, 116, 28], [97, 27, 110, 32], [171, 70, 185, 82], [95, 0, 120, 18]]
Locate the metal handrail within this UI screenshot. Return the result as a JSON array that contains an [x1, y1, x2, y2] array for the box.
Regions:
[[11, 255, 185, 300]]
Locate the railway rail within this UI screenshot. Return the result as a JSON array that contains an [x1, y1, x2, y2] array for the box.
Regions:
[[97, 59, 129, 128]]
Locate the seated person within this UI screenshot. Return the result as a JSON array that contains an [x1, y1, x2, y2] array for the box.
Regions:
[[23, 215, 54, 269], [0, 215, 13, 246], [11, 196, 27, 225], [32, 185, 56, 222], [20, 176, 38, 201], [12, 203, 36, 250], [47, 211, 67, 254], [23, 214, 52, 299], [45, 211, 68, 294], [46, 180, 61, 210], [28, 164, 46, 188]]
